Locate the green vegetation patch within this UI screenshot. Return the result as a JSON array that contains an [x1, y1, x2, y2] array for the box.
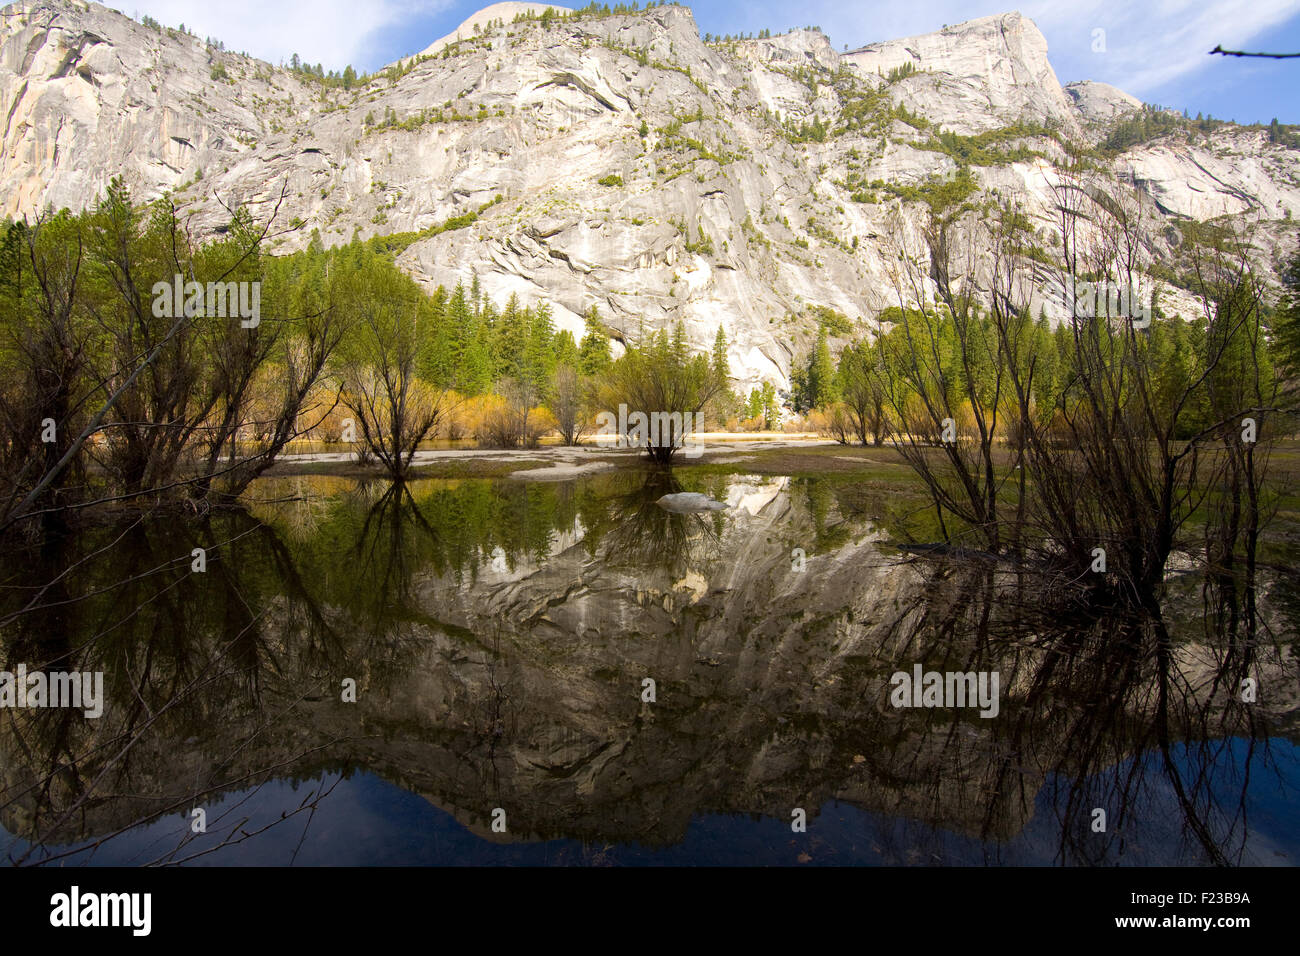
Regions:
[[366, 195, 504, 257]]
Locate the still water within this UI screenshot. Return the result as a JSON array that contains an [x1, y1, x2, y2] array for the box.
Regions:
[[1, 471, 1296, 865]]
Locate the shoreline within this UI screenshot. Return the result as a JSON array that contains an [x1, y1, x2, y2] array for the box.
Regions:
[[265, 436, 845, 480]]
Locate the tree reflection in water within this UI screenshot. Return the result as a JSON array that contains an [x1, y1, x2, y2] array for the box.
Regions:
[[0, 472, 1293, 865]]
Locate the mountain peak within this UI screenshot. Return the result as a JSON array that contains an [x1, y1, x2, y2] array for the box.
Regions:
[[405, 3, 573, 64], [841, 10, 1076, 135], [1063, 80, 1143, 124]]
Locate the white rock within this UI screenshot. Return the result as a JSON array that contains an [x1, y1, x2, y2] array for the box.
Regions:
[[656, 492, 729, 513]]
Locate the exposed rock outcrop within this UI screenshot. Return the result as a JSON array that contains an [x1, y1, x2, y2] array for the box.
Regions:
[[1, 0, 1297, 394]]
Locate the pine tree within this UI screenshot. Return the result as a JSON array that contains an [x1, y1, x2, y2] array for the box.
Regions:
[[494, 293, 527, 381], [758, 382, 780, 428], [445, 283, 480, 391], [711, 325, 731, 381], [578, 306, 612, 375], [418, 286, 454, 387], [670, 320, 688, 365], [1272, 243, 1300, 380], [553, 329, 579, 369], [790, 363, 810, 411], [523, 302, 557, 393], [479, 297, 499, 371], [808, 324, 836, 407]]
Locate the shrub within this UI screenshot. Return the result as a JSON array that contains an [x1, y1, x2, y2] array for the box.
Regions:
[[475, 383, 548, 448]]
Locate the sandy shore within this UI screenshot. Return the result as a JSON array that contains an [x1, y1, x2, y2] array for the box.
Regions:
[[271, 435, 840, 481]]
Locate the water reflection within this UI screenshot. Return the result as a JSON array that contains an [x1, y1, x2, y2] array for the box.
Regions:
[[0, 471, 1294, 865]]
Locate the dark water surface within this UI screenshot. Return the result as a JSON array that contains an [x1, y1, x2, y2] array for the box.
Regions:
[[1, 470, 1296, 866]]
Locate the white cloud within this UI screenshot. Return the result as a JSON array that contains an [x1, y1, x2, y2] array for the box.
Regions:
[[1019, 0, 1300, 93], [118, 0, 454, 69]]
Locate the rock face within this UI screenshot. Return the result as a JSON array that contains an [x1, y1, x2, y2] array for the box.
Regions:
[[1, 0, 1298, 394], [1064, 80, 1141, 125], [1119, 135, 1296, 221], [0, 0, 316, 218], [408, 2, 572, 61], [655, 491, 728, 512], [841, 13, 1079, 136]]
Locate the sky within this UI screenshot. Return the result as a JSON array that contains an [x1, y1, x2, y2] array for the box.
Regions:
[[119, 0, 1300, 123]]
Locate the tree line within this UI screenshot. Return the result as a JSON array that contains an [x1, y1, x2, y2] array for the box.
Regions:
[[791, 298, 1282, 450], [800, 178, 1285, 611], [0, 181, 741, 530]]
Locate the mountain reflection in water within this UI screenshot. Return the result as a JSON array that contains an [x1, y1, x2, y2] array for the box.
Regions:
[[1, 471, 1296, 866]]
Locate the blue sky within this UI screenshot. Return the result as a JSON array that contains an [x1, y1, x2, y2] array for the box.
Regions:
[[123, 0, 1300, 123]]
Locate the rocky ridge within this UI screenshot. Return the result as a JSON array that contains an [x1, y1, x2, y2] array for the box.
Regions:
[[1, 0, 1297, 393]]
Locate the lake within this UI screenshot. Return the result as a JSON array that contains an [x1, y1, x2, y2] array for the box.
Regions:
[[1, 470, 1295, 866]]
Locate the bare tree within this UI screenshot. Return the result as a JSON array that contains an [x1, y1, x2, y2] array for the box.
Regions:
[[874, 166, 1277, 607], [836, 339, 889, 445], [548, 364, 592, 446], [335, 255, 449, 479]]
